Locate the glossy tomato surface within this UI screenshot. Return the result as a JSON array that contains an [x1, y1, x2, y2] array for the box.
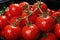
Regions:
[[9, 4, 22, 16], [36, 15, 55, 32], [0, 15, 9, 30], [22, 24, 40, 40], [54, 23, 60, 38], [1, 25, 21, 40]]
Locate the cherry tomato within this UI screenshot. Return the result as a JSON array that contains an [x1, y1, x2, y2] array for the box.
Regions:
[[22, 10, 37, 24], [9, 4, 22, 16], [28, 12, 37, 23], [0, 15, 9, 30], [10, 16, 21, 26], [36, 15, 55, 32], [40, 3, 48, 12], [19, 2, 30, 10], [54, 23, 60, 38], [32, 2, 41, 15], [10, 16, 25, 28], [22, 24, 40, 40], [1, 25, 21, 40], [40, 33, 57, 40], [47, 9, 56, 15], [5, 10, 12, 20], [58, 9, 60, 12], [52, 12, 60, 18]]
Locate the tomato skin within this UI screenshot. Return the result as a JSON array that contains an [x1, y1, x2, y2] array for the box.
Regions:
[[5, 11, 12, 20], [1, 25, 21, 40], [54, 23, 60, 38], [36, 15, 55, 32], [10, 16, 20, 26], [22, 10, 37, 24], [9, 4, 22, 16], [58, 9, 60, 12], [40, 33, 57, 40], [48, 9, 56, 15], [22, 24, 40, 40], [52, 12, 60, 18], [0, 15, 9, 30], [40, 3, 47, 12], [32, 3, 41, 15], [28, 12, 37, 23], [19, 2, 29, 10], [10, 16, 25, 28]]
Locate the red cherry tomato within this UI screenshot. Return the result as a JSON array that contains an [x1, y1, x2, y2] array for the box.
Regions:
[[9, 4, 22, 16], [10, 16, 25, 28], [48, 9, 56, 15], [40, 3, 48, 12], [36, 15, 55, 32], [10, 16, 20, 26], [0, 15, 9, 30], [5, 11, 12, 20], [54, 23, 60, 38], [22, 24, 40, 40], [40, 33, 57, 40], [58, 9, 60, 12], [19, 2, 30, 10], [1, 25, 21, 40], [52, 12, 60, 18], [22, 10, 37, 24], [32, 2, 41, 15]]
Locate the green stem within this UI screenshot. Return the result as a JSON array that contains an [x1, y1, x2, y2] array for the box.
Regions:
[[43, 33, 47, 38], [57, 16, 60, 24]]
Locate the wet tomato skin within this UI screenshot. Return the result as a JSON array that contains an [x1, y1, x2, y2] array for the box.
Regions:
[[5, 11, 12, 20], [0, 15, 9, 30], [22, 24, 40, 40], [36, 15, 55, 32], [54, 23, 60, 38], [9, 4, 22, 16], [1, 25, 21, 40]]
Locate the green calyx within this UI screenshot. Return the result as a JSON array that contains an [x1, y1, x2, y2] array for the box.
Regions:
[[57, 16, 60, 24], [42, 12, 47, 17], [43, 33, 48, 38], [27, 11, 31, 15], [18, 18, 22, 22]]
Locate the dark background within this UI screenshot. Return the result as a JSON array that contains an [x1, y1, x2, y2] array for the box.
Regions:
[[0, 0, 60, 10]]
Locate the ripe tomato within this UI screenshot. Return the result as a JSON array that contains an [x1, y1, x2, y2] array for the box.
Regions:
[[52, 12, 60, 18], [5, 10, 12, 20], [0, 15, 9, 30], [22, 24, 40, 40], [31, 2, 47, 16], [58, 9, 60, 12], [54, 23, 60, 38], [19, 2, 30, 10], [47, 9, 56, 15], [32, 2, 41, 15], [36, 15, 55, 32], [22, 10, 37, 24], [1, 25, 21, 40], [40, 3, 48, 12], [40, 33, 57, 40], [9, 4, 22, 16], [10, 15, 27, 28], [28, 12, 37, 23], [10, 16, 20, 26]]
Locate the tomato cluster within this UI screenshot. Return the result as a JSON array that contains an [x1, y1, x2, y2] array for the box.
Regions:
[[0, 1, 60, 40]]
